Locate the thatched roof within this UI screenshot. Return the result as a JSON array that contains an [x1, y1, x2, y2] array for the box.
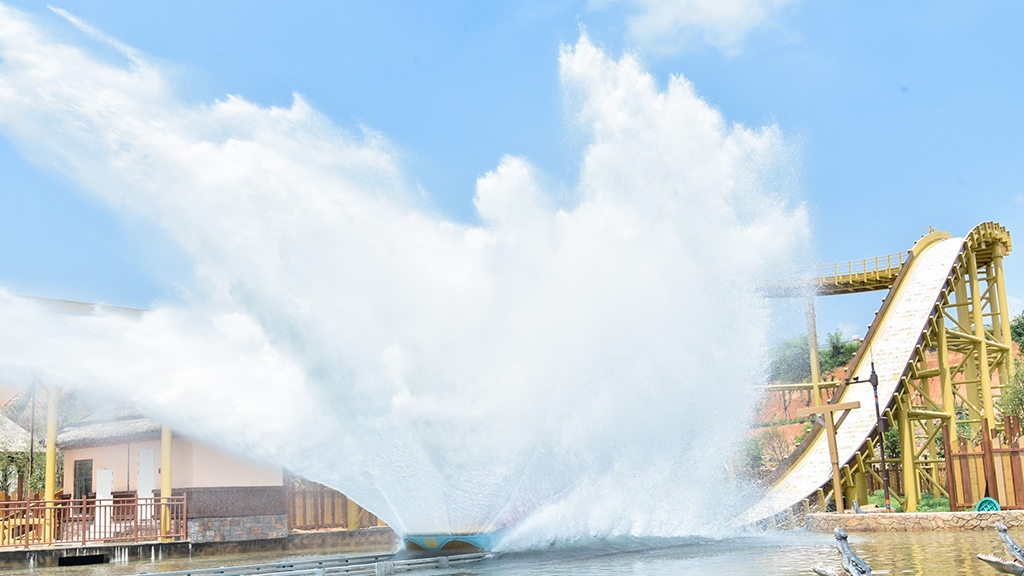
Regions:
[[0, 414, 31, 452], [56, 407, 161, 449]]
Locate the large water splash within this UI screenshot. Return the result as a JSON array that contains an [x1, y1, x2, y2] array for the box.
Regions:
[[0, 4, 808, 539]]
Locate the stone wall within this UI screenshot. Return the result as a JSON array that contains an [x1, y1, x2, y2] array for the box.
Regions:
[[808, 510, 1024, 532], [188, 514, 288, 543], [164, 486, 288, 518], [0, 528, 400, 569]]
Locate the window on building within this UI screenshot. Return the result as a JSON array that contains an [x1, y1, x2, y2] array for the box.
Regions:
[[73, 459, 93, 499]]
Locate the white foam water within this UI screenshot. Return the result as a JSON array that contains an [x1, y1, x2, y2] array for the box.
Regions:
[[0, 4, 808, 539]]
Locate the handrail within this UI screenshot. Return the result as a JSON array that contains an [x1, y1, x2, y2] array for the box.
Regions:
[[0, 495, 186, 549], [814, 251, 909, 281], [759, 250, 912, 297], [144, 552, 495, 576]]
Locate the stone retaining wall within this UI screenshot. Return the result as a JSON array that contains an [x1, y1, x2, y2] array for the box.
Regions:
[[808, 510, 1024, 532], [0, 527, 399, 569], [188, 514, 288, 543]]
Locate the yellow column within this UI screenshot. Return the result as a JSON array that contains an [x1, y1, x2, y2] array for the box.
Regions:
[[937, 312, 957, 446], [968, 250, 996, 430], [898, 399, 918, 512], [851, 455, 868, 504], [956, 277, 982, 427], [995, 252, 1015, 381], [987, 261, 1010, 504], [854, 453, 869, 506], [160, 426, 172, 539], [989, 261, 1011, 394], [43, 385, 58, 542]]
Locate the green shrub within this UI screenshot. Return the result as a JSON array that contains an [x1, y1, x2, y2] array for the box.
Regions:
[[865, 490, 949, 512], [917, 492, 951, 512], [793, 422, 813, 445], [868, 489, 902, 512], [743, 435, 764, 473]]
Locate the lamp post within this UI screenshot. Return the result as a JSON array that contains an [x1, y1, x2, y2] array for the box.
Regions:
[[867, 363, 892, 512]]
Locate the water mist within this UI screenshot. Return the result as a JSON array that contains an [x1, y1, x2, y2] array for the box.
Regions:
[[0, 4, 808, 542]]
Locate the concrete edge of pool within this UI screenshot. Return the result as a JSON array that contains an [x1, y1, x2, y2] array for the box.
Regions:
[[0, 526, 399, 570]]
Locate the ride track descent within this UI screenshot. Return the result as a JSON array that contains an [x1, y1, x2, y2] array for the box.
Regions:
[[743, 222, 1015, 524]]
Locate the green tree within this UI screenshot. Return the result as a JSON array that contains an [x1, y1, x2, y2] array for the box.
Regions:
[[1011, 312, 1024, 349], [768, 334, 811, 383], [998, 358, 1024, 421], [882, 424, 900, 460], [0, 387, 84, 494], [742, 435, 765, 476], [819, 329, 860, 374], [767, 330, 860, 383]]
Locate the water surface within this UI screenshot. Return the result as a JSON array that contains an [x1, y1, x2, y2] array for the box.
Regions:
[[8, 530, 1017, 575]]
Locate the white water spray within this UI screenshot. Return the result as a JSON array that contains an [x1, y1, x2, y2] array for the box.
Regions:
[[0, 5, 808, 539]]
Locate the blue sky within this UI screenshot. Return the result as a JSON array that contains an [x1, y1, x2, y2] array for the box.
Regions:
[[1, 0, 1022, 342]]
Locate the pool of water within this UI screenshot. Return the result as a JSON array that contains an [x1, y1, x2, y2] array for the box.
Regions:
[[8, 530, 1018, 575]]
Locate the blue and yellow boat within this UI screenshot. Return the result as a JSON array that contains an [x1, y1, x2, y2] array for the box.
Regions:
[[403, 530, 506, 553]]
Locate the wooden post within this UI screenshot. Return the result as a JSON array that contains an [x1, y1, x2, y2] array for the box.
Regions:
[[1008, 416, 1024, 507], [958, 436, 975, 506], [942, 424, 957, 510], [794, 400, 862, 513], [134, 492, 139, 543], [346, 497, 360, 530], [81, 494, 87, 547], [982, 419, 999, 499]]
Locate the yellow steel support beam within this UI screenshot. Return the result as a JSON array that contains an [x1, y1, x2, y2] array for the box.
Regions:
[[968, 249, 996, 430], [938, 310, 958, 447], [897, 401, 918, 512], [995, 252, 1014, 383], [907, 409, 954, 421], [854, 452, 869, 506], [957, 276, 983, 431]]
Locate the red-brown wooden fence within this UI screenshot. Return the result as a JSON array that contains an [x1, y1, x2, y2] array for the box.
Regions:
[[0, 495, 186, 548]]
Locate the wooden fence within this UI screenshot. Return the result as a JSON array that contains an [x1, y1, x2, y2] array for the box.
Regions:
[[286, 479, 380, 531], [0, 495, 186, 548], [944, 417, 1024, 510]]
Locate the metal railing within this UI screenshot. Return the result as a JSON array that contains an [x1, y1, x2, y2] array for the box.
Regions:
[[143, 551, 495, 576], [0, 495, 186, 548], [759, 250, 911, 297], [815, 251, 909, 281]]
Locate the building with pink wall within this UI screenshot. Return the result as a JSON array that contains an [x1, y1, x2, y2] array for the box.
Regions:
[[57, 408, 288, 543]]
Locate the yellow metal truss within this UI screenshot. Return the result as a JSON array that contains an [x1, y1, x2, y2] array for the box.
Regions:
[[762, 222, 1014, 514], [834, 222, 1013, 511]]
